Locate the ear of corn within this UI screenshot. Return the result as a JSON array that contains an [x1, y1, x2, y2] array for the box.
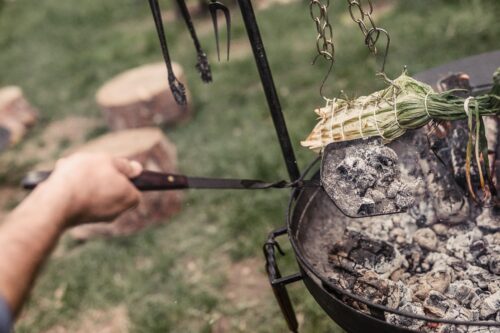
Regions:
[[301, 71, 500, 153]]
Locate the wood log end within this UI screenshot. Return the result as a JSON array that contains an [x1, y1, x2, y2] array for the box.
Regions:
[[96, 63, 191, 130]]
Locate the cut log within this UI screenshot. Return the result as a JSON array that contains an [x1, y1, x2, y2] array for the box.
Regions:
[[0, 86, 38, 145], [96, 63, 191, 130], [67, 127, 182, 240]]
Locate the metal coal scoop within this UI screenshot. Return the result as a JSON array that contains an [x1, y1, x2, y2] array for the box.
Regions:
[[22, 138, 418, 218]]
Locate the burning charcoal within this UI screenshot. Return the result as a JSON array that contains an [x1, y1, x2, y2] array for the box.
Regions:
[[489, 255, 500, 275], [446, 228, 483, 262], [396, 280, 414, 304], [390, 227, 407, 244], [395, 190, 415, 210], [385, 302, 425, 331], [438, 325, 467, 333], [326, 143, 420, 216], [399, 243, 424, 273], [444, 303, 474, 321], [471, 239, 489, 258], [384, 181, 416, 210], [329, 230, 403, 276], [327, 270, 358, 290], [488, 280, 500, 294], [357, 218, 394, 242], [358, 197, 376, 215], [433, 223, 449, 236], [397, 213, 423, 237], [480, 291, 500, 319], [423, 291, 473, 323], [411, 268, 453, 301], [469, 326, 500, 333], [424, 291, 451, 317], [446, 281, 481, 308], [463, 266, 497, 290], [328, 255, 361, 276], [368, 146, 398, 187], [336, 156, 377, 193], [366, 188, 385, 203], [485, 233, 500, 247], [413, 228, 439, 251], [387, 181, 403, 199], [477, 208, 500, 233], [352, 271, 401, 307]]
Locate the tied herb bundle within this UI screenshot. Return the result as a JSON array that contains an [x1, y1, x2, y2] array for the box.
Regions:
[[302, 69, 500, 203]]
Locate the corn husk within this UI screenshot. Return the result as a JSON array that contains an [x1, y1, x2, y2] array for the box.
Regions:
[[302, 72, 500, 153]]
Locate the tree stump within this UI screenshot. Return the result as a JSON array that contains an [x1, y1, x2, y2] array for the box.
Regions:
[[0, 86, 38, 147], [96, 63, 191, 131], [67, 127, 183, 240]]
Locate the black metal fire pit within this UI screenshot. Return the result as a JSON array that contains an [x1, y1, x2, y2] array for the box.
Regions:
[[265, 164, 500, 333]]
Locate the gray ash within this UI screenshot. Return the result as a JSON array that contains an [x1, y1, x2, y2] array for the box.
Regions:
[[323, 140, 421, 216]]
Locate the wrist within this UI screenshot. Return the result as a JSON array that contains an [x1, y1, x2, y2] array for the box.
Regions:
[[28, 177, 78, 230]]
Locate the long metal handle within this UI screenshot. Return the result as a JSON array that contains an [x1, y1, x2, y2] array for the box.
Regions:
[[21, 171, 189, 191], [21, 170, 314, 191], [263, 226, 303, 333]]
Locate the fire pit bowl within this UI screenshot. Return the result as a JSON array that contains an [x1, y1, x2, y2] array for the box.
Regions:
[[265, 158, 500, 333]]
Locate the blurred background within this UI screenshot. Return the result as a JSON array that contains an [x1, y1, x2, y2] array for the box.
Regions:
[[0, 0, 499, 332]]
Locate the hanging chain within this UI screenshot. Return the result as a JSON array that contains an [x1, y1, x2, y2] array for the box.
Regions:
[[346, 0, 390, 73], [309, 0, 391, 99], [310, 0, 335, 64], [309, 0, 335, 99]]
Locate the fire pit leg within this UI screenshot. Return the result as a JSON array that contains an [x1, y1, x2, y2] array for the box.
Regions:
[[263, 227, 303, 333]]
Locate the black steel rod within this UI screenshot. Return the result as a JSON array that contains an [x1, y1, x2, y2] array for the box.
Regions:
[[237, 0, 300, 181]]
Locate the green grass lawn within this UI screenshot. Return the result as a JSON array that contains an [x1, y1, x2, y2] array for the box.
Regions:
[[0, 0, 499, 332]]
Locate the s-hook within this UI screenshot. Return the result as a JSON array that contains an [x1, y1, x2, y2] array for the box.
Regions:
[[148, 0, 187, 106], [176, 0, 212, 83], [209, 0, 231, 61]]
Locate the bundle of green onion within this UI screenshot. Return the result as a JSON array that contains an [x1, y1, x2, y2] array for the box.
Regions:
[[302, 69, 500, 202]]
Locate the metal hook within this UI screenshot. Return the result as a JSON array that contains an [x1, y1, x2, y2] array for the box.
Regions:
[[365, 27, 390, 74], [209, 1, 231, 62], [316, 56, 334, 100]]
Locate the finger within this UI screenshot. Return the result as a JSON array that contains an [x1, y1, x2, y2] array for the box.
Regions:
[[124, 187, 141, 209], [113, 158, 141, 178], [129, 160, 143, 178]]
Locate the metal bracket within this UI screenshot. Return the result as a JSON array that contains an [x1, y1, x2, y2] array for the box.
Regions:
[[263, 226, 303, 333]]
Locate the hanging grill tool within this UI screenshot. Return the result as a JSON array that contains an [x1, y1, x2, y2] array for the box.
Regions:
[[209, 1, 231, 61], [175, 0, 212, 82], [148, 0, 187, 105]]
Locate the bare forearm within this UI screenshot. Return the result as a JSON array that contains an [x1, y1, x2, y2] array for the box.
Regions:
[[0, 181, 70, 316]]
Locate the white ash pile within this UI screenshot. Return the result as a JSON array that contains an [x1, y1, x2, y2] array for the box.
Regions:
[[323, 131, 500, 332]]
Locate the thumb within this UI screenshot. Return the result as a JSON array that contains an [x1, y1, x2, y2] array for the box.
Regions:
[[113, 158, 143, 178]]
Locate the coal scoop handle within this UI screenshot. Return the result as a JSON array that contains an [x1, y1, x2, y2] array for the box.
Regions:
[[21, 170, 189, 191]]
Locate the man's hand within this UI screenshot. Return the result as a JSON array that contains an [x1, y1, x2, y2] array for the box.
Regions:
[[0, 153, 143, 316], [42, 153, 143, 225]]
